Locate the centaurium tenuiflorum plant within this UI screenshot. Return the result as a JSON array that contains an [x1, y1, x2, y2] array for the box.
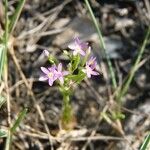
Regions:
[[39, 37, 99, 129]]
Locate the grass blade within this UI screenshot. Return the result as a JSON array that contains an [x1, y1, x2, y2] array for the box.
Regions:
[[116, 26, 150, 101], [5, 108, 28, 150], [4, 130, 12, 150], [140, 133, 150, 150], [0, 95, 6, 108], [0, 44, 6, 81], [11, 108, 28, 133], [84, 0, 117, 89], [0, 0, 9, 81], [8, 0, 26, 34], [0, 129, 7, 138]]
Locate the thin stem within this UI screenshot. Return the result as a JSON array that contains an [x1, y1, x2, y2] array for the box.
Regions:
[[62, 92, 72, 123], [116, 26, 150, 101], [84, 0, 117, 89]]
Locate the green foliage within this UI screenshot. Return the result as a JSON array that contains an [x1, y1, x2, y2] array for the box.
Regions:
[[8, 0, 26, 34], [0, 44, 6, 81], [0, 1, 27, 149], [140, 133, 150, 150], [5, 108, 28, 150], [0, 129, 7, 138], [116, 26, 150, 102], [111, 112, 125, 120], [71, 54, 80, 72], [0, 95, 6, 108]]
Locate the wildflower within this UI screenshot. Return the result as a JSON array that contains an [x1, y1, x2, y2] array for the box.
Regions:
[[39, 66, 57, 86], [43, 49, 50, 57], [56, 63, 69, 84], [82, 56, 99, 78], [68, 37, 88, 56]]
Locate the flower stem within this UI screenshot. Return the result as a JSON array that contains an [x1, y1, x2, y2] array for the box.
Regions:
[[62, 91, 72, 125]]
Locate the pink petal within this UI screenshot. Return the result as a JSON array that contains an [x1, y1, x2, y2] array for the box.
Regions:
[[88, 57, 96, 65], [79, 49, 86, 56], [59, 77, 64, 84], [68, 43, 76, 50], [87, 72, 91, 78], [86, 46, 91, 55], [91, 70, 99, 76], [48, 79, 53, 86], [48, 65, 56, 71], [39, 76, 48, 81], [58, 63, 62, 72], [62, 71, 69, 76], [91, 62, 97, 70], [41, 67, 49, 74], [74, 37, 80, 45]]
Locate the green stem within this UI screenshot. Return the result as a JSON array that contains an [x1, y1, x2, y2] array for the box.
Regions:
[[62, 90, 72, 124], [116, 26, 150, 101]]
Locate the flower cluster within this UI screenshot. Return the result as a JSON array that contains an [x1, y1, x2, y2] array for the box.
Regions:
[[39, 63, 68, 86], [39, 37, 99, 86]]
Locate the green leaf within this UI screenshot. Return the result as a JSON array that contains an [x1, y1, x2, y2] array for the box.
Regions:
[[11, 108, 28, 133], [48, 55, 58, 64], [0, 129, 7, 138], [0, 44, 6, 81], [71, 55, 80, 72], [67, 73, 85, 83], [111, 112, 125, 120], [0, 95, 6, 108], [140, 133, 150, 150], [9, 0, 26, 34], [5, 108, 28, 150]]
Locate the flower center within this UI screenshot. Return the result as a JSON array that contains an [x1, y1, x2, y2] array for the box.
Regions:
[[48, 72, 53, 78]]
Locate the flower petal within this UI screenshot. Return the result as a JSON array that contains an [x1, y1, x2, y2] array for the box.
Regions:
[[68, 43, 76, 50], [41, 67, 49, 74], [62, 71, 69, 76], [48, 79, 54, 86], [58, 63, 62, 72], [91, 70, 99, 76], [59, 76, 64, 84], [39, 76, 48, 81], [87, 72, 91, 78], [79, 49, 86, 56]]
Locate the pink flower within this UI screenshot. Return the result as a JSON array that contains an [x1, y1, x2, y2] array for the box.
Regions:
[[55, 63, 69, 84], [39, 63, 69, 86], [68, 37, 88, 56], [39, 65, 57, 86], [82, 56, 99, 78]]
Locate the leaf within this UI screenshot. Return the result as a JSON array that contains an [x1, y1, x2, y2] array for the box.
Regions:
[[11, 108, 28, 133], [8, 0, 26, 34], [71, 55, 80, 72], [67, 73, 85, 83], [0, 129, 7, 138], [0, 44, 6, 81], [140, 133, 150, 150], [0, 95, 6, 108]]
